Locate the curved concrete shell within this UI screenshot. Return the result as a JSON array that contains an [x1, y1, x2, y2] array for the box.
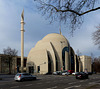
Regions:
[[27, 33, 72, 74], [27, 33, 91, 74]]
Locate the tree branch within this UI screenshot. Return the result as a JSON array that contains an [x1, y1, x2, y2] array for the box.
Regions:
[[46, 3, 100, 16], [35, 0, 99, 33], [57, 7, 100, 16], [80, 7, 100, 16]]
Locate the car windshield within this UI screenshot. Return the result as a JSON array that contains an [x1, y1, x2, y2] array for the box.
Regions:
[[62, 71, 67, 73], [80, 72, 85, 74], [63, 70, 68, 72], [16, 73, 21, 76], [22, 73, 31, 75]]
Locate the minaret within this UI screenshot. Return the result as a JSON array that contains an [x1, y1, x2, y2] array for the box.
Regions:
[[21, 9, 25, 73]]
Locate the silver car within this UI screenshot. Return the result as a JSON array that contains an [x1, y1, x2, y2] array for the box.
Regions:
[[14, 73, 36, 81], [62, 72, 70, 75], [53, 71, 62, 75]]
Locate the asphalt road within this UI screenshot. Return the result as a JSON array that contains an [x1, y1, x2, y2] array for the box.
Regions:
[[0, 74, 100, 89]]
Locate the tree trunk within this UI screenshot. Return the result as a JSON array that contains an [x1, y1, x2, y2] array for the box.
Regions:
[[9, 59, 11, 74]]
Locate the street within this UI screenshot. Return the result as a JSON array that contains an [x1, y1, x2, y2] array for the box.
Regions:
[[0, 74, 100, 89]]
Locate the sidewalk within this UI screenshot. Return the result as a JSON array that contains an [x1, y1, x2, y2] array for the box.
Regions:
[[0, 74, 15, 81]]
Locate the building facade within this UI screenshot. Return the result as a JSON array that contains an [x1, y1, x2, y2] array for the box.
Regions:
[[80, 55, 92, 72], [0, 54, 27, 74], [27, 33, 92, 74]]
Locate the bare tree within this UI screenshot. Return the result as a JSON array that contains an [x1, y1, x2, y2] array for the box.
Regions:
[[93, 56, 100, 72], [2, 47, 18, 74], [92, 25, 100, 49], [91, 52, 95, 63], [34, 0, 99, 33]]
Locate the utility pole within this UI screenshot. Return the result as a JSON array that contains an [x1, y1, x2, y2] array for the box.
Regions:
[[20, 9, 25, 73]]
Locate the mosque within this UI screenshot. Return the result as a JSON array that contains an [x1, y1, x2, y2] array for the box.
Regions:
[[0, 11, 91, 74], [26, 31, 92, 74]]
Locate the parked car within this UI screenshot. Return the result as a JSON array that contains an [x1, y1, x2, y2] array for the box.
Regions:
[[93, 72, 96, 74], [75, 72, 88, 79], [88, 72, 93, 75], [62, 71, 70, 75], [72, 72, 79, 75], [63, 70, 68, 72], [68, 70, 74, 74], [14, 73, 36, 82], [53, 71, 62, 75]]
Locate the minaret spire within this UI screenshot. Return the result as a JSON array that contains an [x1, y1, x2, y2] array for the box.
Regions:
[[59, 26, 62, 35], [21, 9, 24, 23], [21, 9, 25, 73]]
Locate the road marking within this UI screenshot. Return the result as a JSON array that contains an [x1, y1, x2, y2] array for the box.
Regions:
[[52, 86, 57, 88], [47, 86, 57, 89], [68, 82, 74, 84], [80, 80, 84, 82], [37, 83, 42, 84], [10, 86, 19, 88], [0, 80, 14, 83], [89, 81, 100, 85], [25, 84, 33, 86], [68, 80, 86, 85], [89, 82, 96, 85], [89, 80, 100, 85], [74, 85, 81, 87], [64, 85, 81, 89], [64, 86, 73, 89], [0, 81, 17, 86], [68, 82, 76, 84], [46, 82, 50, 83]]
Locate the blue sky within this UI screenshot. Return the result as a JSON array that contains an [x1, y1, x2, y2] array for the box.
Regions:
[[0, 0, 100, 57]]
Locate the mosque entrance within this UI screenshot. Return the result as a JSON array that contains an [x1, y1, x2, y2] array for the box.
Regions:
[[47, 52, 53, 74], [76, 56, 79, 72], [62, 47, 69, 70], [55, 54, 59, 71], [29, 66, 34, 74], [71, 55, 75, 71], [27, 62, 35, 74], [71, 50, 75, 71]]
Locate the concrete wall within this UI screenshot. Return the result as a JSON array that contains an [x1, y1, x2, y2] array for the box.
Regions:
[[0, 55, 27, 74], [80, 55, 92, 72]]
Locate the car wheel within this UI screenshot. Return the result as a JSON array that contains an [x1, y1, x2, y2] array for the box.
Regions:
[[21, 78, 24, 82], [87, 76, 89, 79], [32, 77, 36, 80], [76, 76, 78, 79]]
